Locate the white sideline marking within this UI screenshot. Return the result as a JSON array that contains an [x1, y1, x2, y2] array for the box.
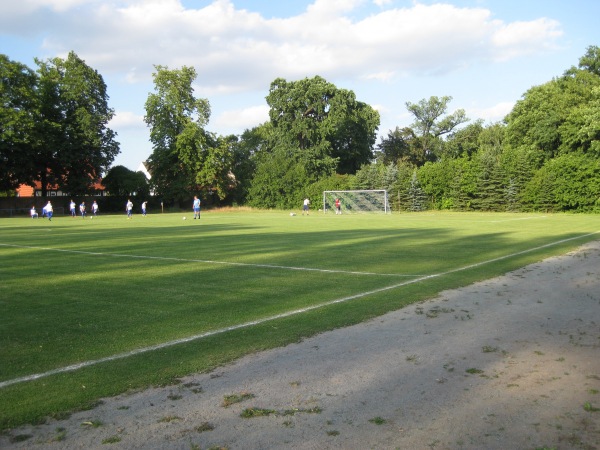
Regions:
[[0, 243, 419, 277], [0, 231, 598, 389], [486, 216, 547, 223]]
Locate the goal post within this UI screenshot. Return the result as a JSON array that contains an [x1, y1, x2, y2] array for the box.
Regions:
[[323, 190, 390, 214]]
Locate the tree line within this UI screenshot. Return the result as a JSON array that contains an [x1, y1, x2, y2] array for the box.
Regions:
[[2, 46, 599, 212]]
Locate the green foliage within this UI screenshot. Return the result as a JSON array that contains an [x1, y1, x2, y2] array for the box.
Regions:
[[145, 65, 212, 204], [375, 127, 422, 166], [247, 145, 314, 209], [505, 67, 600, 163], [417, 159, 454, 209], [521, 164, 556, 212], [541, 153, 600, 211], [35, 52, 119, 195], [0, 52, 118, 195], [443, 120, 484, 159], [405, 95, 469, 162], [473, 163, 507, 211], [558, 85, 600, 156], [266, 75, 378, 176], [0, 55, 39, 190], [102, 166, 149, 197], [578, 45, 600, 77], [406, 171, 427, 211], [227, 126, 267, 205], [520, 152, 600, 213], [246, 75, 379, 207]]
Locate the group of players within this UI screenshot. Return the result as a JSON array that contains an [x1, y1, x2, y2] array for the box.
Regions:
[[27, 196, 346, 220], [68, 199, 100, 218], [29, 197, 202, 220]]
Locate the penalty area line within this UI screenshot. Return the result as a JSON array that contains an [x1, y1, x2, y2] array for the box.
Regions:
[[0, 230, 598, 389]]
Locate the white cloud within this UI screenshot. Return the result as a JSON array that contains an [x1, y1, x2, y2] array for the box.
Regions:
[[467, 101, 515, 123], [0, 0, 88, 15], [372, 0, 392, 6], [1, 0, 569, 168], [212, 105, 270, 132], [109, 111, 145, 129], [491, 18, 563, 61], [361, 71, 395, 82], [3, 0, 563, 93]]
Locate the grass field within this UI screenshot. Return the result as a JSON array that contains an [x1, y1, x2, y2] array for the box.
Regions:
[[0, 209, 598, 429]]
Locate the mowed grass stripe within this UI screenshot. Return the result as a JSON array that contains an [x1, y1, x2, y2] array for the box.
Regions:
[[1, 228, 598, 390], [0, 211, 598, 428], [0, 243, 422, 277], [1, 252, 395, 379]]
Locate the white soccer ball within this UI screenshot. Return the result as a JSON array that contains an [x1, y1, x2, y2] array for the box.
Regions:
[[290, 212, 296, 216], [182, 216, 187, 220]]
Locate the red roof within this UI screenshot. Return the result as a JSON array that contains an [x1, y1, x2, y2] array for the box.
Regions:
[[16, 180, 105, 197]]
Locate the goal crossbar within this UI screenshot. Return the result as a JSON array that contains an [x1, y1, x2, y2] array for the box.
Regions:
[[323, 190, 390, 214]]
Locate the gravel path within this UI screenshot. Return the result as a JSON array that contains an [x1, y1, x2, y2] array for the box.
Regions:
[[3, 242, 600, 450]]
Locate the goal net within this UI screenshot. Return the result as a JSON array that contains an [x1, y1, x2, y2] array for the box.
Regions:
[[323, 190, 390, 214]]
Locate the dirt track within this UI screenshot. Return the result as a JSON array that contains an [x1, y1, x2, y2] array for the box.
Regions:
[[2, 242, 600, 449]]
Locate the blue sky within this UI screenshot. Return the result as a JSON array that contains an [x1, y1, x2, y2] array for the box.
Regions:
[[1, 0, 598, 170]]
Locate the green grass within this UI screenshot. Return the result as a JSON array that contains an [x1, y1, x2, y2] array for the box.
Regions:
[[0, 210, 598, 429]]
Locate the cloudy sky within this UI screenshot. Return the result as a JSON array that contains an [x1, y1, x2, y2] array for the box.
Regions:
[[1, 0, 598, 170]]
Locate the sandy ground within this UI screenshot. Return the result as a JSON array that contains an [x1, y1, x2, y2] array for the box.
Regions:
[[2, 242, 600, 450]]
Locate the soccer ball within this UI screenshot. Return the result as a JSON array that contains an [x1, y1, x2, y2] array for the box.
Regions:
[[290, 212, 296, 216], [182, 216, 187, 220]]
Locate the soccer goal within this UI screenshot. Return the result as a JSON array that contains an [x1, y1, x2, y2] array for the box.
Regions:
[[323, 190, 390, 214]]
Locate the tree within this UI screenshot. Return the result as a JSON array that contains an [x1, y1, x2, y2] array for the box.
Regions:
[[375, 127, 419, 166], [444, 120, 484, 159], [144, 65, 211, 204], [34, 51, 119, 196], [542, 153, 600, 211], [405, 96, 469, 162], [578, 45, 600, 76], [266, 76, 379, 176], [0, 54, 38, 190], [232, 123, 273, 205], [504, 66, 600, 162], [200, 133, 237, 200], [558, 85, 600, 156], [1, 52, 118, 195], [247, 146, 311, 209], [406, 170, 428, 211], [102, 165, 149, 197], [326, 89, 380, 174]]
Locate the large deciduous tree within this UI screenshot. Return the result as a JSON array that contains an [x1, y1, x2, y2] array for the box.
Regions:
[[505, 51, 600, 163], [578, 45, 600, 77], [144, 65, 212, 203], [405, 95, 469, 162], [248, 76, 379, 208], [0, 55, 38, 191], [35, 51, 119, 195], [1, 52, 117, 195], [102, 165, 149, 197], [266, 75, 380, 175]]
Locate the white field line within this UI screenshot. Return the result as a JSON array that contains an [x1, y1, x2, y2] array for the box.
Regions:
[[486, 216, 547, 223], [0, 243, 420, 277], [1, 231, 598, 389]]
